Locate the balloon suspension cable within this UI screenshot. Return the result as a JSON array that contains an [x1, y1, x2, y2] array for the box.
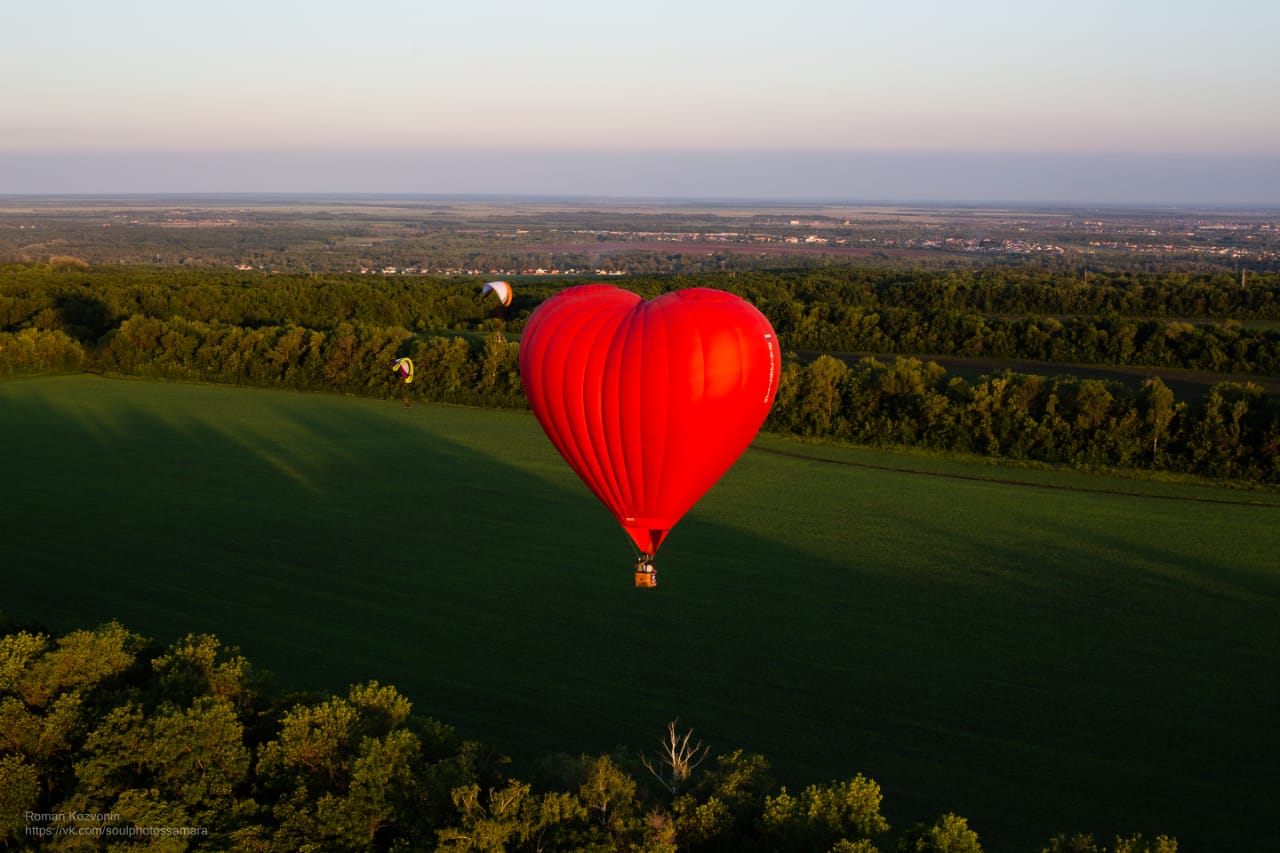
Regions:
[[626, 537, 656, 571]]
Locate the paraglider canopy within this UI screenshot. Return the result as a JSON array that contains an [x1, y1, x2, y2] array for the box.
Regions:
[[391, 357, 414, 384], [482, 280, 513, 307]]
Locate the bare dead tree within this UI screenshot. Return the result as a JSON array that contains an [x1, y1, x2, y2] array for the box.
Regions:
[[640, 719, 710, 795]]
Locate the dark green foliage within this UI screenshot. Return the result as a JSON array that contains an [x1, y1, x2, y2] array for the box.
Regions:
[[86, 313, 521, 407], [6, 263, 1280, 375], [1, 622, 1189, 850], [896, 814, 984, 852], [1039, 833, 1178, 853], [767, 355, 1280, 483], [0, 624, 898, 851], [0, 328, 84, 377], [758, 775, 891, 851]]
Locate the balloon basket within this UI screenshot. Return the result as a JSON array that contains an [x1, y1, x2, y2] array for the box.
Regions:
[[634, 569, 658, 588]]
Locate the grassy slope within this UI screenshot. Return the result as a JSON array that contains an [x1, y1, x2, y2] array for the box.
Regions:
[[3, 375, 1277, 852]]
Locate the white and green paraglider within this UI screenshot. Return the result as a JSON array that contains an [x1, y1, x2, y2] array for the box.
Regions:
[[482, 280, 513, 307], [481, 280, 514, 336]]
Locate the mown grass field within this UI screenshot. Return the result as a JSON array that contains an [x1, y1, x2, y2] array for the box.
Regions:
[[3, 375, 1277, 852]]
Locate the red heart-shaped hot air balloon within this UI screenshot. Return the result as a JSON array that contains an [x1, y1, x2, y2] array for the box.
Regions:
[[519, 285, 779, 569]]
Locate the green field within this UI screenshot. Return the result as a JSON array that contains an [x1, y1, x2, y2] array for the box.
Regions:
[[3, 375, 1278, 852]]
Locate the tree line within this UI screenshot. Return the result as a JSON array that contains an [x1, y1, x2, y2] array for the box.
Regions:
[[7, 263, 1280, 348], [771, 356, 1279, 484], [2, 263, 1278, 484], [0, 620, 1178, 852], [710, 268, 1280, 374], [723, 267, 1280, 320]]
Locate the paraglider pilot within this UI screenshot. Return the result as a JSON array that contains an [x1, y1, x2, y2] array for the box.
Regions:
[[391, 357, 414, 408]]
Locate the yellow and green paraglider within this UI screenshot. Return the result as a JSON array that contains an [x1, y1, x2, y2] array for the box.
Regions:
[[391, 357, 414, 408]]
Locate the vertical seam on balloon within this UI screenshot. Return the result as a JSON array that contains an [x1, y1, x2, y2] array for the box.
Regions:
[[584, 302, 630, 520], [651, 295, 678, 529], [614, 304, 645, 525], [565, 307, 624, 517], [659, 295, 694, 535]]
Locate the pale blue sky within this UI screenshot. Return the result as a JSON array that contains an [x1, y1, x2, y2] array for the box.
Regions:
[[3, 0, 1278, 203]]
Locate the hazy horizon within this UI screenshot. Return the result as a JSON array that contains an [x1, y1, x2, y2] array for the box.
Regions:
[[5, 149, 1280, 207], [5, 1, 1278, 205]]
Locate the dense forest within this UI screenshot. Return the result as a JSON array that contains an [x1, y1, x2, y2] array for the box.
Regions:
[[3, 263, 1277, 485], [0, 620, 1180, 852]]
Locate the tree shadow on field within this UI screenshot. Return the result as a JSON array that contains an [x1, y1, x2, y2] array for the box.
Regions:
[[3, 375, 1260, 852]]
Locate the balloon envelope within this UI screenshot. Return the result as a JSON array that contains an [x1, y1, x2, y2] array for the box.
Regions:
[[519, 285, 779, 555]]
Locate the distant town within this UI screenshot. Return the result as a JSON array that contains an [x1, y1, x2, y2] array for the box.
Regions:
[[2, 196, 1277, 275]]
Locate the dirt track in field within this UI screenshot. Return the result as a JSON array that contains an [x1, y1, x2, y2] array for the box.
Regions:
[[749, 444, 1280, 507], [798, 350, 1280, 401]]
